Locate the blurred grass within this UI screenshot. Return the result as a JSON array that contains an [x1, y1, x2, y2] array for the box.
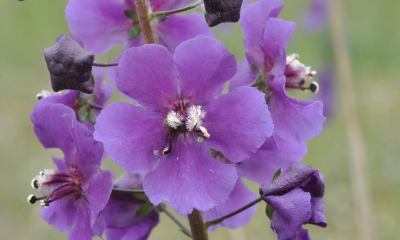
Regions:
[[1, 0, 399, 239]]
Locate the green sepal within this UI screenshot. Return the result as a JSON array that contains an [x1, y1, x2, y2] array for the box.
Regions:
[[124, 9, 139, 22], [265, 204, 274, 220], [87, 109, 96, 124], [272, 168, 282, 182], [78, 105, 90, 122], [90, 74, 95, 87], [128, 25, 142, 40], [135, 202, 153, 218]]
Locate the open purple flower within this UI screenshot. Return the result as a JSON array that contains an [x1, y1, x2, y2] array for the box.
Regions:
[[103, 173, 159, 240], [36, 67, 113, 131], [94, 36, 273, 214], [229, 0, 326, 142], [260, 163, 327, 240], [203, 178, 257, 231], [66, 0, 212, 54], [28, 103, 114, 240]]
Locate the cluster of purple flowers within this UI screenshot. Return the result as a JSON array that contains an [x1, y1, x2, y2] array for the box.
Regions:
[[27, 0, 328, 239]]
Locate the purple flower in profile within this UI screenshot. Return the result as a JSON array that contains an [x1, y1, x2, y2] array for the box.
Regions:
[[236, 135, 308, 185], [203, 179, 257, 231], [94, 36, 273, 214], [103, 173, 159, 240], [66, 0, 213, 55], [36, 67, 113, 131], [28, 103, 114, 240], [260, 163, 327, 240], [229, 0, 326, 142]]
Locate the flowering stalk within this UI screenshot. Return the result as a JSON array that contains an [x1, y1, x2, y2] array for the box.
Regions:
[[151, 1, 203, 18], [205, 198, 262, 228], [158, 203, 192, 238], [135, 0, 158, 44], [188, 209, 209, 240]]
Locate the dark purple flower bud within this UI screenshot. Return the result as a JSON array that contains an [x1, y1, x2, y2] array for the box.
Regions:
[[260, 163, 327, 240], [204, 0, 244, 27], [44, 35, 94, 94]]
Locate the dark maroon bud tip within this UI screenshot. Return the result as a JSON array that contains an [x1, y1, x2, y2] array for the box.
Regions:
[[204, 0, 243, 27], [44, 35, 95, 94], [27, 194, 37, 204]]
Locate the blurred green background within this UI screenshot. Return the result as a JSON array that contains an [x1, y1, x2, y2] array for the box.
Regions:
[[1, 0, 399, 239]]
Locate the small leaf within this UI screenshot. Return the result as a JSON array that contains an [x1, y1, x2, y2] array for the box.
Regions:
[[90, 74, 95, 87], [78, 105, 90, 122], [272, 168, 282, 182], [135, 202, 153, 218], [128, 25, 142, 40], [87, 109, 96, 124], [265, 204, 274, 220], [124, 9, 138, 22]]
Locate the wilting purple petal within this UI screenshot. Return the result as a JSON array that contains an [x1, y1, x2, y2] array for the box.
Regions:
[[94, 102, 167, 173], [229, 58, 257, 91], [302, 171, 327, 227], [41, 195, 77, 232], [261, 18, 296, 76], [174, 36, 236, 103], [260, 162, 314, 196], [268, 75, 326, 142], [241, 0, 284, 68], [203, 86, 273, 163], [143, 136, 238, 214], [203, 179, 257, 231], [295, 228, 312, 240], [236, 135, 307, 184], [264, 189, 312, 240], [116, 44, 178, 109], [157, 13, 213, 53], [66, 0, 132, 55], [56, 34, 84, 48], [204, 0, 243, 27]]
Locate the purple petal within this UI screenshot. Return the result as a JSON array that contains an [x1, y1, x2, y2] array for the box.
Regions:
[[264, 189, 312, 240], [82, 170, 114, 228], [260, 163, 314, 196], [94, 102, 167, 173], [41, 194, 77, 232], [235, 135, 307, 184], [105, 210, 159, 240], [56, 34, 84, 48], [143, 135, 238, 214], [53, 157, 68, 173], [302, 171, 327, 227], [241, 0, 284, 68], [68, 202, 93, 240], [229, 58, 257, 91], [203, 86, 273, 163], [116, 44, 179, 109], [157, 13, 213, 53], [203, 179, 257, 231], [114, 173, 145, 189], [174, 36, 237, 103], [295, 228, 312, 240], [309, 196, 327, 228], [261, 18, 296, 76], [150, 0, 194, 11], [39, 90, 79, 107], [31, 103, 104, 179], [66, 0, 132, 55], [268, 75, 326, 142]]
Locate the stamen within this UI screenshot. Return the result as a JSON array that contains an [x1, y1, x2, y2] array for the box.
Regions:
[[163, 147, 171, 155], [186, 105, 205, 131], [310, 81, 319, 93], [31, 179, 39, 189], [166, 111, 183, 129], [27, 194, 37, 204], [40, 200, 49, 208], [199, 126, 210, 138]]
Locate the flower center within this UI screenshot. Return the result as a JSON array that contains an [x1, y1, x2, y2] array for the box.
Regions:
[[27, 169, 82, 207]]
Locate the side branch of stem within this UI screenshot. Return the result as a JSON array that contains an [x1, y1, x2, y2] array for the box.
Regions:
[[151, 1, 202, 18]]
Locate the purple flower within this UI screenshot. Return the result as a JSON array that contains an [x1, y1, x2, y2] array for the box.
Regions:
[[316, 66, 335, 120], [36, 67, 113, 132], [302, 0, 328, 32], [229, 0, 326, 142], [94, 36, 273, 214], [66, 0, 212, 54], [236, 135, 308, 185], [103, 173, 159, 240], [260, 163, 327, 240], [204, 0, 244, 27], [203, 179, 257, 231], [44, 35, 95, 94], [28, 103, 114, 240]]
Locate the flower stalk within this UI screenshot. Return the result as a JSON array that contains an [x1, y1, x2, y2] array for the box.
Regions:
[[158, 203, 192, 238], [135, 0, 158, 44], [188, 209, 209, 240], [151, 1, 203, 18]]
